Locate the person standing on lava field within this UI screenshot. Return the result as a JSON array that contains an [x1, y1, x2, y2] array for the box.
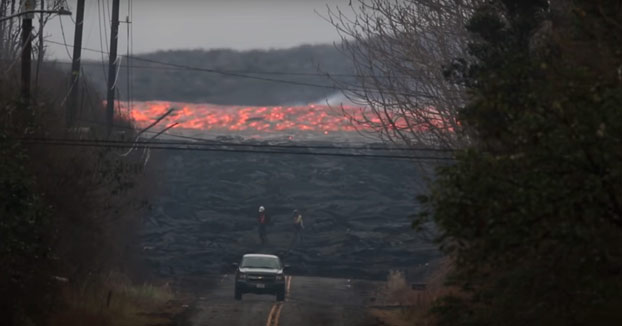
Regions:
[[292, 209, 304, 244], [257, 206, 270, 244]]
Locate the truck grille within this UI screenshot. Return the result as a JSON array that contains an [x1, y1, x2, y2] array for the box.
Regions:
[[247, 274, 276, 282]]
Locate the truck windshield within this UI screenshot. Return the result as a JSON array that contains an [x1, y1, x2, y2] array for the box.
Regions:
[[241, 256, 281, 269]]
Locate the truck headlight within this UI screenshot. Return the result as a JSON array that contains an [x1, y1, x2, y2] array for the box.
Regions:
[[276, 274, 284, 281], [238, 273, 247, 280]]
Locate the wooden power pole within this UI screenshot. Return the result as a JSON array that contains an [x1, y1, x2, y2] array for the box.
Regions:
[[67, 0, 85, 128], [106, 0, 121, 136]]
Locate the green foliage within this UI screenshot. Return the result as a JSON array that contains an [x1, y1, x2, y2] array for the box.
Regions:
[[0, 62, 150, 325], [418, 0, 622, 324], [0, 132, 53, 326], [0, 135, 51, 259]]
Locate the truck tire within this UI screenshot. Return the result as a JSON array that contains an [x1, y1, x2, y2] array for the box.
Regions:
[[276, 289, 285, 301], [235, 288, 242, 300]]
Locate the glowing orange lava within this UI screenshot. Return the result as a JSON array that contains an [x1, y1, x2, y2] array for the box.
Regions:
[[122, 101, 369, 134]]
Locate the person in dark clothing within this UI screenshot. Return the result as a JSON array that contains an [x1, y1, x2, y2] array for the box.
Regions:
[[257, 206, 270, 244]]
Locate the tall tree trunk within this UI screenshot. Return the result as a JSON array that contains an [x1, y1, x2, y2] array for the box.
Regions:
[[0, 0, 8, 56], [8, 0, 15, 57], [34, 0, 44, 97]]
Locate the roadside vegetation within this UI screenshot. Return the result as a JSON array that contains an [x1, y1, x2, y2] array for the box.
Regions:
[[49, 274, 177, 326], [371, 262, 454, 326], [0, 5, 177, 325], [341, 0, 622, 324]]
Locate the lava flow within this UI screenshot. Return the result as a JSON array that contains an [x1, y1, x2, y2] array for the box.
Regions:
[[125, 101, 369, 134]]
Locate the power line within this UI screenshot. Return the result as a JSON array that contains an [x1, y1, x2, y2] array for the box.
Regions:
[[126, 0, 133, 120], [50, 60, 354, 77], [67, 71, 447, 154], [58, 15, 73, 60], [71, 116, 456, 152], [102, 0, 110, 52], [62, 70, 455, 154], [45, 39, 342, 88], [21, 135, 456, 153], [45, 45, 406, 79], [97, 0, 108, 84], [19, 138, 454, 161], [105, 0, 121, 136], [52, 59, 414, 80], [44, 40, 441, 99]]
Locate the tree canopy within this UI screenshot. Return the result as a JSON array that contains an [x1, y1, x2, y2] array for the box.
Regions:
[[417, 0, 622, 324]]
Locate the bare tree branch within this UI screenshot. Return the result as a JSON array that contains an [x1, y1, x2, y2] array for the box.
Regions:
[[324, 0, 482, 150]]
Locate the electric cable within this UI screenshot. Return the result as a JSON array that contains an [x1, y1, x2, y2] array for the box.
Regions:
[[19, 137, 455, 161]]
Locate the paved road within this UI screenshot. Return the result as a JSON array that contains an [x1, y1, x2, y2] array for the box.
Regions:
[[188, 275, 383, 326]]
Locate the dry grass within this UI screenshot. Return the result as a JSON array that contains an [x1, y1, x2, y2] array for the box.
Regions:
[[48, 273, 179, 326], [371, 259, 455, 326]]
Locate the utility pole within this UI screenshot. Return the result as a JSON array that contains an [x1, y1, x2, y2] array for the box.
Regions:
[[4, 2, 70, 108], [106, 0, 120, 136], [67, 0, 85, 128], [20, 0, 35, 106]]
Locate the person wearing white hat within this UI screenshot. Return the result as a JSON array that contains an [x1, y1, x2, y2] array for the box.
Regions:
[[257, 206, 270, 244]]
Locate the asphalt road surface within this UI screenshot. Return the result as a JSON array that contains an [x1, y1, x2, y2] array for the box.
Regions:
[[188, 275, 384, 326]]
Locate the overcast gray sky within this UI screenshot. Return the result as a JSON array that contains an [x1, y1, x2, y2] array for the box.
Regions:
[[42, 0, 352, 61]]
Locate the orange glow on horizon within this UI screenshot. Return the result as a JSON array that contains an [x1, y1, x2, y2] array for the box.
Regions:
[[123, 101, 370, 134], [118, 101, 447, 135]]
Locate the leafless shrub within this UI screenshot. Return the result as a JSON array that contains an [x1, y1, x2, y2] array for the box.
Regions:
[[374, 260, 456, 325], [325, 0, 483, 149]]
